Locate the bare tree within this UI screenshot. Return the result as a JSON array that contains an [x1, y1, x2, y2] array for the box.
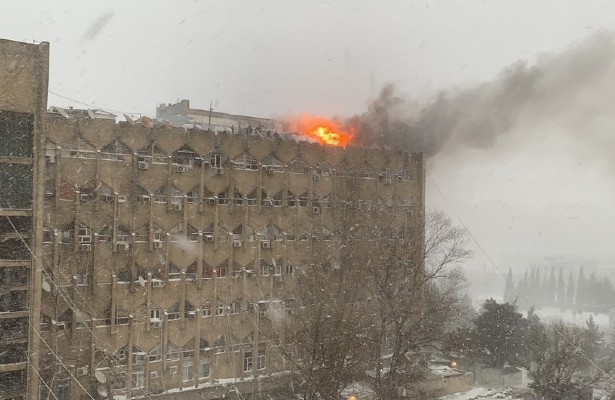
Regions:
[[268, 191, 470, 400], [529, 319, 609, 400], [357, 210, 471, 399]]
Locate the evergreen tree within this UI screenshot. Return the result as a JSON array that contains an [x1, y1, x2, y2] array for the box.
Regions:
[[474, 299, 528, 368], [556, 267, 565, 308], [503, 268, 515, 304], [577, 266, 587, 310], [566, 271, 575, 307], [547, 267, 556, 306]]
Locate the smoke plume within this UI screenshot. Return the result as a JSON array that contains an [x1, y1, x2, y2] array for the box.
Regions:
[[350, 32, 615, 168]]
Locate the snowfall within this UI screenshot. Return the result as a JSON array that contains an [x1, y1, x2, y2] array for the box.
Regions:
[[439, 305, 612, 399]]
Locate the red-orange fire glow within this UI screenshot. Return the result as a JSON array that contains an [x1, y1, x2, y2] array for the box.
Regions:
[[286, 114, 352, 147]]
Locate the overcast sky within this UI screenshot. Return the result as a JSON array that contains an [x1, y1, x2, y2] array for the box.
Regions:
[[3, 0, 615, 278]]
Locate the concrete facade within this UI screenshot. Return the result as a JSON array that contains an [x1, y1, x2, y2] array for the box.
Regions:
[[0, 38, 425, 400]]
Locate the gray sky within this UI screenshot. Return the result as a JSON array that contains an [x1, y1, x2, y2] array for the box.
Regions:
[[3, 0, 615, 270]]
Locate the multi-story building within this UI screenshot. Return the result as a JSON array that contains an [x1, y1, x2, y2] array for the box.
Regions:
[[0, 38, 424, 400]]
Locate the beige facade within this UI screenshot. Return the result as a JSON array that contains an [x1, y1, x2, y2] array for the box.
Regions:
[[0, 38, 425, 400]]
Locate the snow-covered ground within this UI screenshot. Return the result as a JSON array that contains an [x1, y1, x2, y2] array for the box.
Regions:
[[438, 387, 526, 400], [524, 306, 610, 333]]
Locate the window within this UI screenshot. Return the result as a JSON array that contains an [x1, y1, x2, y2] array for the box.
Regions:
[[202, 302, 212, 317], [258, 349, 266, 370], [243, 351, 253, 372], [132, 370, 144, 389], [230, 301, 241, 314], [216, 302, 225, 316], [150, 308, 161, 320], [274, 262, 282, 276], [182, 362, 194, 382], [169, 365, 178, 376], [286, 263, 294, 276], [57, 383, 70, 400], [216, 265, 227, 278], [260, 264, 269, 277], [199, 358, 210, 378]]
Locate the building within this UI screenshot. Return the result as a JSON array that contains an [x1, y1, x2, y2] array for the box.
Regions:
[[0, 38, 425, 400], [156, 100, 276, 133]]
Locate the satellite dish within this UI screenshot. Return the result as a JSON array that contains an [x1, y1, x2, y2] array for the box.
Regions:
[[87, 109, 96, 119], [97, 385, 108, 397], [42, 279, 51, 293], [123, 114, 135, 125], [140, 116, 154, 128], [95, 370, 107, 383], [138, 276, 146, 288]]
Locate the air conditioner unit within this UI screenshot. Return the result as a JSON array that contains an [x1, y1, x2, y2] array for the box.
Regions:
[[267, 168, 275, 175], [261, 241, 271, 249], [138, 161, 149, 170], [79, 243, 92, 252], [151, 320, 163, 329], [176, 165, 188, 173], [173, 203, 182, 211], [116, 242, 130, 252], [78, 235, 91, 243], [153, 240, 163, 249], [312, 206, 321, 214], [80, 193, 91, 202], [215, 168, 224, 175], [312, 174, 320, 181], [273, 275, 283, 283], [117, 195, 127, 203], [137, 195, 150, 202], [206, 198, 216, 206], [396, 175, 403, 182], [101, 194, 114, 202], [233, 240, 242, 248], [152, 280, 164, 288], [76, 366, 88, 376], [204, 235, 214, 242]]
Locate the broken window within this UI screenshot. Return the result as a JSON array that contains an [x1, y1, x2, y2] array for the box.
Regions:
[[172, 145, 200, 167]]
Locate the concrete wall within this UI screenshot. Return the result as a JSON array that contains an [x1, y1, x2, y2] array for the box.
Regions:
[[38, 114, 424, 399]]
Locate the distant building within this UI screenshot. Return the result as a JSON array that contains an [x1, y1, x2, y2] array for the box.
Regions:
[[0, 38, 425, 399], [156, 99, 277, 133]]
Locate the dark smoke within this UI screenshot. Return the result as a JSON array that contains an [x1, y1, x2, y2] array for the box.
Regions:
[[350, 32, 615, 163]]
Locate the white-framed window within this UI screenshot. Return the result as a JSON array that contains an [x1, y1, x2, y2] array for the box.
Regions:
[[257, 350, 266, 370], [132, 370, 144, 389], [260, 264, 269, 276], [202, 303, 212, 317], [286, 264, 294, 276], [150, 308, 161, 320], [243, 351, 253, 372], [216, 302, 225, 316], [182, 362, 194, 382]]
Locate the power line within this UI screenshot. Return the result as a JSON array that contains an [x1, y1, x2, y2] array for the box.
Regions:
[[427, 172, 615, 387], [47, 90, 143, 118]]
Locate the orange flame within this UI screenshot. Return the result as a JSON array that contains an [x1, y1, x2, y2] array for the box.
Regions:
[[286, 114, 352, 147]]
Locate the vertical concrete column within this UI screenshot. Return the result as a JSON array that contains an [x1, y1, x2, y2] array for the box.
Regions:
[[146, 272, 152, 333], [111, 274, 117, 333], [180, 272, 186, 323], [127, 315, 134, 399], [199, 160, 205, 214], [197, 232, 203, 290], [91, 233, 97, 296]]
